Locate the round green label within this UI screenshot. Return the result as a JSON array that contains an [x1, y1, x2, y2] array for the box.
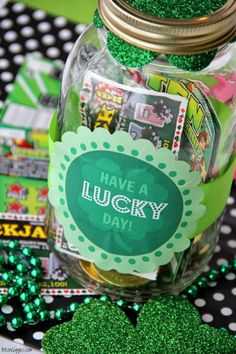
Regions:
[[49, 127, 205, 273], [66, 151, 183, 256]]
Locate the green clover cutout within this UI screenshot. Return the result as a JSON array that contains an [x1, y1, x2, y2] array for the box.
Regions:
[[93, 4, 221, 71], [107, 32, 159, 68], [93, 9, 104, 29], [166, 51, 217, 72], [124, 0, 226, 19], [42, 297, 236, 354], [93, 12, 159, 68]]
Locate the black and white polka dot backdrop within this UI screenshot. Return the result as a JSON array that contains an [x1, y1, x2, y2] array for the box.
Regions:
[[0, 1, 86, 107], [0, 2, 236, 350]]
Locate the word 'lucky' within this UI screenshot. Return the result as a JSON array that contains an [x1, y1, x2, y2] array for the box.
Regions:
[[82, 181, 168, 219]]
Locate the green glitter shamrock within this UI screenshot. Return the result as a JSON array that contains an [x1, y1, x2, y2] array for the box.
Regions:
[[107, 32, 159, 68], [42, 297, 236, 354], [166, 50, 218, 72], [92, 11, 159, 67], [92, 0, 229, 71], [93, 9, 104, 29], [125, 0, 226, 19]]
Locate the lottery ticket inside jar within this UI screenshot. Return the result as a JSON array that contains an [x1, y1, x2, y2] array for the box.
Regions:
[[47, 2, 236, 301]]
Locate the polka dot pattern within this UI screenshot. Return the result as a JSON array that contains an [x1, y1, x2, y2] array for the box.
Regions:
[[230, 208, 236, 217], [231, 288, 236, 296], [220, 225, 232, 235], [217, 258, 228, 266], [0, 1, 79, 102], [1, 19, 14, 29], [13, 338, 24, 344], [44, 296, 54, 304], [202, 314, 213, 323], [59, 29, 72, 40], [46, 47, 60, 58], [33, 331, 44, 340], [213, 293, 225, 301], [37, 22, 51, 32], [6, 322, 16, 332], [0, 7, 9, 17], [220, 307, 233, 316], [32, 10, 46, 20], [1, 71, 14, 82], [227, 239, 236, 248], [42, 34, 56, 46], [16, 14, 30, 25], [194, 298, 206, 307], [54, 17, 67, 27], [191, 188, 236, 338], [1, 305, 13, 314], [12, 3, 25, 12], [4, 31, 18, 42], [214, 244, 221, 253], [25, 39, 39, 50], [9, 43, 22, 54], [227, 196, 235, 205], [228, 323, 236, 331], [208, 281, 217, 287], [0, 59, 9, 69], [21, 26, 34, 37], [225, 272, 236, 281], [0, 1, 235, 350]]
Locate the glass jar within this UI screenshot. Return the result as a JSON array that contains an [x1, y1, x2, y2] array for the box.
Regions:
[[46, 0, 236, 301]]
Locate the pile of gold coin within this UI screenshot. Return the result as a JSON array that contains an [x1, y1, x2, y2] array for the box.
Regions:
[[79, 260, 150, 288]]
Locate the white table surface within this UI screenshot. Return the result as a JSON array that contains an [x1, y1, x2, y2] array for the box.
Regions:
[[0, 336, 42, 353]]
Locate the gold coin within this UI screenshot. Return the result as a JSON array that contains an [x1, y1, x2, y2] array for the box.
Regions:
[[199, 244, 210, 255], [94, 267, 151, 288], [79, 260, 105, 283], [193, 233, 203, 244]]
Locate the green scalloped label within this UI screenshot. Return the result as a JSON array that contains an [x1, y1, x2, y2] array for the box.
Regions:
[[49, 127, 205, 274]]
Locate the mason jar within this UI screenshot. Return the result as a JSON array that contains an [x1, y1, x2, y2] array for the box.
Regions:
[[46, 0, 236, 301]]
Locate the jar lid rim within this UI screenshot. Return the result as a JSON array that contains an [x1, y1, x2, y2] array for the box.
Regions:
[[98, 0, 236, 54]]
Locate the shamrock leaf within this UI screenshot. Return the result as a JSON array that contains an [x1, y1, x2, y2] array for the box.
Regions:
[[134, 297, 236, 354], [166, 51, 217, 72], [93, 0, 221, 71], [107, 32, 159, 68], [42, 297, 236, 354], [42, 300, 135, 354]]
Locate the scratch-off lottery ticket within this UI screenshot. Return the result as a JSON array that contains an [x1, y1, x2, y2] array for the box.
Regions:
[[80, 71, 188, 156], [0, 213, 93, 296]]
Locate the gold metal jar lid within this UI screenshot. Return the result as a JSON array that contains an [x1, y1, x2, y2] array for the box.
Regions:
[[98, 0, 236, 54]]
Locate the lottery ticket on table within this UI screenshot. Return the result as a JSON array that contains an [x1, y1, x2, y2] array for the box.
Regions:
[[0, 214, 93, 296], [79, 71, 188, 156], [0, 55, 62, 146], [0, 175, 48, 216], [0, 141, 49, 180], [0, 54, 62, 179]]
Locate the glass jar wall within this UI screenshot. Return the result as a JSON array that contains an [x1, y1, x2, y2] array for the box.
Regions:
[[46, 22, 236, 301]]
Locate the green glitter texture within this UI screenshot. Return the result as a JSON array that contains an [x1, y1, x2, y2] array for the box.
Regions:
[[93, 9, 104, 29], [166, 50, 217, 72], [107, 32, 159, 67], [42, 297, 236, 354], [42, 301, 135, 354], [125, 0, 227, 19], [93, 0, 227, 70]]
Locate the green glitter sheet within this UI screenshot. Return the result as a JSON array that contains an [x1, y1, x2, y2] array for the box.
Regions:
[[42, 297, 236, 354], [93, 6, 222, 70], [108, 32, 159, 68], [125, 0, 227, 19]]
